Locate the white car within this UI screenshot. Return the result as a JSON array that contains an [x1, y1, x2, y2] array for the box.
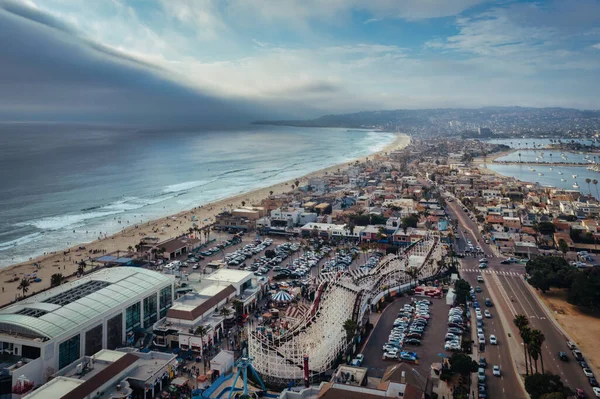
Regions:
[[593, 387, 600, 398], [484, 310, 491, 318], [493, 365, 501, 376], [490, 335, 497, 345], [584, 368, 595, 378], [476, 313, 483, 320], [383, 350, 398, 360]]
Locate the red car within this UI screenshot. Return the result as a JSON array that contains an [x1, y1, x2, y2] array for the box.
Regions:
[[575, 388, 585, 398]]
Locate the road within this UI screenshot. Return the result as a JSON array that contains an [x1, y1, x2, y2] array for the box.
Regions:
[[446, 197, 595, 397]]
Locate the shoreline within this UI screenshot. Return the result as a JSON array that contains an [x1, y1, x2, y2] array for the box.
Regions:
[[0, 133, 411, 306]]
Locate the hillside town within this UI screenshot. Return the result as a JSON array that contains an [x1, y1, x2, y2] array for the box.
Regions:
[[3, 136, 600, 399]]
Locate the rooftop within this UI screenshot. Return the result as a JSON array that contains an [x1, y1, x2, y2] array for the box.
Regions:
[[0, 268, 174, 340], [23, 377, 84, 399], [203, 268, 253, 285]]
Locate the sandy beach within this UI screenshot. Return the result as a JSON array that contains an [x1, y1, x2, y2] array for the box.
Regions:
[[0, 133, 411, 307]]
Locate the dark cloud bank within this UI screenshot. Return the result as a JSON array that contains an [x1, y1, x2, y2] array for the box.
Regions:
[[0, 1, 266, 126]]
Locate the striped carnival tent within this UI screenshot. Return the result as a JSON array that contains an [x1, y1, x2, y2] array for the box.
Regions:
[[271, 291, 293, 302]]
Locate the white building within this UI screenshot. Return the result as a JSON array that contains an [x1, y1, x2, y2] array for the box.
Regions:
[[0, 268, 174, 389], [153, 269, 264, 353], [270, 207, 304, 227]]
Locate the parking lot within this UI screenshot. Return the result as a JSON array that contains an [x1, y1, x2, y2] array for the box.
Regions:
[[360, 296, 448, 379]]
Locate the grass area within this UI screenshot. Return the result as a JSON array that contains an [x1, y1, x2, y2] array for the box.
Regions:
[[539, 289, 600, 369]]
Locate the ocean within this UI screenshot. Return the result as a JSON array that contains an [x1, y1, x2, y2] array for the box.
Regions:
[[484, 138, 600, 197], [0, 124, 396, 267]]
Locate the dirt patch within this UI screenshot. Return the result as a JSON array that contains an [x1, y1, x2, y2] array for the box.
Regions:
[[539, 289, 600, 369]]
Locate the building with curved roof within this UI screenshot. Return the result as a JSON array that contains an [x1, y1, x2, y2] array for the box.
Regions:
[[0, 267, 174, 392]]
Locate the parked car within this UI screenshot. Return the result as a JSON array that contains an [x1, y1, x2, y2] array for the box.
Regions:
[[584, 368, 595, 378], [383, 350, 399, 360], [573, 350, 584, 360]]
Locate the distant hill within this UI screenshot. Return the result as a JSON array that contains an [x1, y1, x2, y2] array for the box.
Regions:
[[255, 107, 600, 136]]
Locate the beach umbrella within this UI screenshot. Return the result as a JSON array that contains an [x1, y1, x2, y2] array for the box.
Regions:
[[271, 291, 293, 302]]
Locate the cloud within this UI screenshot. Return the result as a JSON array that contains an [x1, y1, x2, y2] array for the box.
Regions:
[[593, 43, 600, 50], [0, 1, 258, 124], [364, 18, 381, 24]]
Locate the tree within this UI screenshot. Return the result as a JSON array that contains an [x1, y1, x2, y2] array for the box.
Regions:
[[18, 278, 30, 298], [568, 267, 600, 311], [231, 299, 244, 316], [343, 319, 358, 342], [127, 245, 134, 253], [220, 307, 231, 317], [593, 179, 599, 199], [265, 249, 276, 259], [449, 353, 478, 376], [514, 314, 530, 375], [269, 190, 274, 196], [194, 325, 210, 345], [535, 222, 556, 236], [524, 372, 566, 399], [586, 178, 592, 196], [50, 273, 64, 288], [530, 329, 546, 374], [525, 256, 574, 293], [401, 214, 419, 233], [295, 179, 300, 188], [454, 279, 471, 305], [558, 239, 569, 256], [241, 201, 246, 207]]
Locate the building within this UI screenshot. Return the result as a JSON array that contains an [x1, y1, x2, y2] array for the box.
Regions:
[[0, 268, 174, 390], [156, 236, 201, 260], [153, 269, 264, 353], [24, 349, 177, 399]]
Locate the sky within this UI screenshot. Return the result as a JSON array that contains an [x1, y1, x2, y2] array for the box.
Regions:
[[1, 0, 600, 124]]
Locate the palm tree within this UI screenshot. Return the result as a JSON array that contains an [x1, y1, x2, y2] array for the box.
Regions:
[[586, 178, 592, 196], [241, 201, 246, 207], [513, 314, 530, 375], [530, 329, 546, 373], [220, 307, 232, 317], [231, 299, 244, 316], [50, 273, 64, 287], [593, 179, 599, 199], [18, 278, 30, 298], [521, 327, 534, 374], [342, 319, 358, 342], [194, 325, 210, 348]]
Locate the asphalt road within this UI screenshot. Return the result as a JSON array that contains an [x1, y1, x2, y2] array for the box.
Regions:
[[360, 297, 448, 384], [446, 197, 595, 397]]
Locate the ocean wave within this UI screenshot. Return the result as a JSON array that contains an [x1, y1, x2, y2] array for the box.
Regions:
[[15, 210, 122, 231], [162, 180, 211, 193], [0, 232, 44, 251]]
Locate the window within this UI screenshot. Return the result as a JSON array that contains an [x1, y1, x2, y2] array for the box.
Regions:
[[126, 302, 141, 333], [106, 313, 122, 350], [21, 345, 40, 360], [159, 286, 172, 318], [85, 324, 103, 356], [143, 294, 158, 328], [58, 335, 80, 370]]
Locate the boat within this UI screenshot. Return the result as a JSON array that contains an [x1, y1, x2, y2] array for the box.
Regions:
[[558, 171, 563, 175], [573, 174, 578, 178], [561, 178, 566, 182], [549, 167, 553, 171], [538, 172, 544, 176], [574, 182, 580, 189]]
